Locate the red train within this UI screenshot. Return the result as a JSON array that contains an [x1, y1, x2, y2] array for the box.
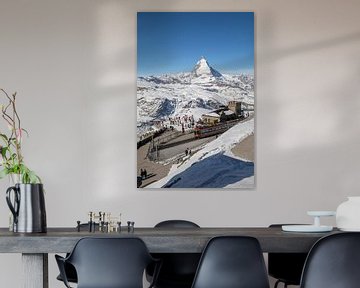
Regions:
[[193, 119, 241, 139]]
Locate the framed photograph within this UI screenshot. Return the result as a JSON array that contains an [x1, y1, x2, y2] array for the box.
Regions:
[[137, 12, 254, 188]]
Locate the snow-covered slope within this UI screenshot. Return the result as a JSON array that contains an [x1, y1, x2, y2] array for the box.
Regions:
[[147, 118, 255, 188], [137, 57, 254, 136]]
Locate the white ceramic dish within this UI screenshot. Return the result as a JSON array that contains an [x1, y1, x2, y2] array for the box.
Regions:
[[282, 225, 333, 233], [307, 211, 336, 217]]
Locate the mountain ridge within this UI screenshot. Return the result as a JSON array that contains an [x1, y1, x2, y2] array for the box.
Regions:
[[137, 57, 254, 137]]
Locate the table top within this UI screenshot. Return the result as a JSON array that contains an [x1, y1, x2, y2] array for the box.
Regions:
[[0, 227, 340, 254]]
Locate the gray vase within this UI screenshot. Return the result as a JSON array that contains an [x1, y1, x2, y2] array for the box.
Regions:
[[6, 183, 47, 233]]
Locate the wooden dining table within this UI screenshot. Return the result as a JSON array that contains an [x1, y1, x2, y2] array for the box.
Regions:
[[0, 226, 339, 288]]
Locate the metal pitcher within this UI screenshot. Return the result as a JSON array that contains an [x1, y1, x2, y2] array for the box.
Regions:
[[6, 183, 47, 233]]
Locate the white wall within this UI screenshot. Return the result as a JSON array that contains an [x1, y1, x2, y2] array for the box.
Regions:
[[0, 0, 360, 287]]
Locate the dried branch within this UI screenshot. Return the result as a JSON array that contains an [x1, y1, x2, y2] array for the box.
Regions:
[[0, 88, 39, 183]]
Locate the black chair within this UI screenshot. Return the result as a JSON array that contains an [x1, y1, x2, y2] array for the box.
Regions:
[[55, 237, 160, 288], [147, 220, 201, 288], [56, 223, 99, 284], [300, 232, 360, 288], [154, 220, 200, 229], [191, 236, 270, 288], [268, 224, 308, 288], [56, 262, 77, 284]]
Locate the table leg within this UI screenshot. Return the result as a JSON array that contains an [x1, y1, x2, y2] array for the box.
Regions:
[[22, 253, 48, 288]]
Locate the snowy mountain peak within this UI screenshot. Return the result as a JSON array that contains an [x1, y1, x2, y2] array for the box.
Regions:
[[192, 57, 223, 78], [137, 57, 254, 138]]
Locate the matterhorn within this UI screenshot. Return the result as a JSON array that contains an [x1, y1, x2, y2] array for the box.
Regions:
[[192, 57, 223, 78], [191, 57, 223, 83]]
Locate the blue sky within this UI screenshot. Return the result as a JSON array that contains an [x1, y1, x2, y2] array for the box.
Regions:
[[137, 12, 254, 76]]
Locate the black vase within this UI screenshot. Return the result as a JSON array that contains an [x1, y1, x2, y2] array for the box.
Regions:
[[6, 183, 47, 233]]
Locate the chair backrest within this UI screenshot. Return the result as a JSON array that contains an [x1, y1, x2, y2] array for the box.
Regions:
[[191, 236, 270, 288], [66, 237, 154, 288], [155, 220, 200, 228], [150, 220, 201, 287], [300, 232, 360, 288], [268, 224, 308, 285]]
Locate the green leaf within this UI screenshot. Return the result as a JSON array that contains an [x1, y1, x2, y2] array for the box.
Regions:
[[0, 168, 9, 179], [0, 133, 8, 142], [28, 170, 40, 184], [1, 146, 8, 158], [21, 128, 29, 137], [16, 164, 41, 184], [10, 153, 17, 160]]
